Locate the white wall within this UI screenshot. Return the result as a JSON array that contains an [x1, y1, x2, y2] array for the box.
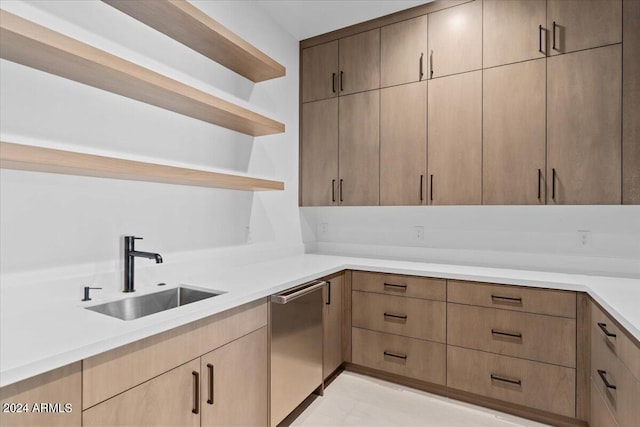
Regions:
[[0, 1, 303, 280]]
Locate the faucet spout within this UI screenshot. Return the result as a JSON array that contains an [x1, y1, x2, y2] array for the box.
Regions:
[[123, 236, 163, 293], [129, 250, 163, 263]]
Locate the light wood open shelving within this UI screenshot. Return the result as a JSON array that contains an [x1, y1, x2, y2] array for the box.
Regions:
[[102, 0, 286, 83], [0, 9, 285, 137], [0, 142, 284, 191]]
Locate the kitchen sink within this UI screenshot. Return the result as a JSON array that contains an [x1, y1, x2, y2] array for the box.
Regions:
[[85, 286, 223, 321]]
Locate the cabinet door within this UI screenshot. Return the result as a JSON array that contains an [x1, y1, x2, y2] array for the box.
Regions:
[[547, 0, 622, 55], [339, 29, 380, 95], [200, 327, 267, 427], [483, 0, 546, 68], [380, 81, 427, 205], [323, 274, 344, 379], [301, 99, 339, 206], [339, 90, 380, 206], [302, 41, 338, 103], [547, 45, 621, 204], [83, 359, 200, 427], [0, 363, 81, 427], [483, 59, 546, 205], [428, 0, 482, 78], [428, 71, 482, 205], [381, 15, 428, 87], [623, 0, 640, 204]]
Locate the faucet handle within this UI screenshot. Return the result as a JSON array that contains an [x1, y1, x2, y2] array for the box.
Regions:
[[126, 236, 143, 240], [82, 286, 102, 302]]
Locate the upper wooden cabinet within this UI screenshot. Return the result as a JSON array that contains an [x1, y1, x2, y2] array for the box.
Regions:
[[547, 0, 622, 56], [483, 0, 546, 68], [483, 59, 546, 205], [381, 16, 428, 87], [428, 0, 482, 79], [428, 71, 482, 205], [339, 29, 380, 95], [301, 41, 339, 103], [547, 45, 622, 205], [380, 81, 427, 205]]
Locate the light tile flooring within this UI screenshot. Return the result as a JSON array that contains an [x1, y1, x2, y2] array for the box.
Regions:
[[288, 372, 549, 427]]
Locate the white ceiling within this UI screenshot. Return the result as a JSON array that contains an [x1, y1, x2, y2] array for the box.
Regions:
[[254, 0, 432, 41]]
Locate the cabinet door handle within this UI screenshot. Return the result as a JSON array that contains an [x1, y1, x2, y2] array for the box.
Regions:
[[206, 364, 214, 405], [429, 174, 433, 202], [332, 179, 336, 203], [384, 351, 407, 360], [597, 370, 617, 389], [552, 21, 558, 51], [383, 312, 408, 321], [332, 72, 336, 93], [326, 280, 331, 305], [420, 175, 424, 201], [597, 322, 617, 338], [339, 179, 343, 202], [384, 283, 407, 292], [429, 50, 434, 78], [538, 25, 544, 53], [491, 329, 523, 340], [192, 371, 200, 414], [491, 374, 522, 386], [552, 168, 557, 201], [491, 294, 523, 305], [419, 53, 424, 80], [537, 169, 542, 200], [340, 71, 344, 91]]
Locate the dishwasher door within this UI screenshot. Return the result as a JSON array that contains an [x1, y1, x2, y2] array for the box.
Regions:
[[270, 280, 325, 426]]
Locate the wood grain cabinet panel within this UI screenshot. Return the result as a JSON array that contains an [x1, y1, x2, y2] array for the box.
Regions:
[[427, 70, 482, 205], [302, 41, 338, 103], [591, 378, 620, 427], [547, 0, 621, 56], [381, 15, 428, 87], [380, 81, 427, 205], [352, 271, 446, 301], [300, 99, 339, 206], [0, 363, 81, 427], [447, 303, 576, 368], [352, 327, 446, 385], [352, 291, 446, 343], [483, 59, 546, 205], [323, 273, 344, 378], [623, 0, 640, 204], [83, 360, 200, 427], [447, 346, 576, 418], [547, 44, 622, 205], [483, 0, 546, 68], [338, 90, 380, 206], [200, 327, 268, 427], [339, 29, 380, 95], [428, 0, 482, 78]]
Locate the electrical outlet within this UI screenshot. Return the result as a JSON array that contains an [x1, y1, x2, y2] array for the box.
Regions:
[[318, 223, 329, 236], [576, 230, 591, 247], [414, 226, 424, 241]]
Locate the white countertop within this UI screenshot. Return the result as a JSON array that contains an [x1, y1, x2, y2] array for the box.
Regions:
[[1, 253, 639, 387]]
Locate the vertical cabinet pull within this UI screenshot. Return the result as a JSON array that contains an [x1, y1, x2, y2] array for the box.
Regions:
[[539, 25, 544, 53], [420, 175, 424, 201], [331, 179, 336, 203], [332, 72, 336, 93], [192, 371, 200, 414], [340, 71, 344, 92], [552, 21, 558, 51], [429, 174, 434, 202], [326, 280, 331, 305], [206, 364, 214, 405], [429, 50, 434, 78], [339, 179, 344, 202], [419, 53, 424, 80], [552, 168, 557, 201], [537, 169, 542, 200], [597, 370, 617, 389]]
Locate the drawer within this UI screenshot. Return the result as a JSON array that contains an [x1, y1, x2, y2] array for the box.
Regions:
[[591, 300, 640, 381], [447, 280, 576, 318], [352, 327, 446, 385], [591, 378, 619, 427], [591, 321, 640, 427], [352, 271, 446, 301], [447, 303, 576, 367], [352, 291, 446, 343], [447, 346, 575, 417]]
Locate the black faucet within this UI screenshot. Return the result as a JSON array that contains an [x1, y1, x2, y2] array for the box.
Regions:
[[124, 236, 163, 293]]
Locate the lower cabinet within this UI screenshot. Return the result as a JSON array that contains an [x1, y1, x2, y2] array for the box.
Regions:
[[323, 272, 344, 379]]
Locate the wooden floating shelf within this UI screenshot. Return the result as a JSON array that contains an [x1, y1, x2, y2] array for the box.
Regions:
[[0, 9, 285, 137], [0, 142, 284, 191], [102, 0, 286, 83]]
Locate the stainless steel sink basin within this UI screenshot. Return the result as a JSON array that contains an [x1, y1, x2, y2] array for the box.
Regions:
[[85, 286, 223, 321]]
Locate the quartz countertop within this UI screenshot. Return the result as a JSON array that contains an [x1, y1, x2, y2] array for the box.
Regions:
[[1, 253, 638, 387]]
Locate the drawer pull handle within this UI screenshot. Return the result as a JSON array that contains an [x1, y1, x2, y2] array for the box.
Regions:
[[491, 329, 523, 340], [383, 283, 407, 292], [491, 294, 523, 305], [192, 371, 200, 414], [597, 370, 617, 389], [597, 322, 617, 338], [490, 374, 522, 386], [384, 351, 407, 360], [207, 363, 214, 405], [384, 312, 408, 321]]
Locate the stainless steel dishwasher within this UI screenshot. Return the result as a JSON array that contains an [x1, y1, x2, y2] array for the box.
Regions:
[[270, 280, 326, 426]]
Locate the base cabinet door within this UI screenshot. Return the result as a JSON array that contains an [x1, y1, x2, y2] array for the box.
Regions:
[[323, 273, 344, 379], [82, 359, 200, 427], [200, 327, 268, 427]]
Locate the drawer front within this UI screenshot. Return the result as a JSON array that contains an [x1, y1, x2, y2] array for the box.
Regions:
[[352, 271, 446, 301], [591, 378, 620, 427], [591, 322, 640, 427], [352, 327, 446, 385], [447, 280, 576, 318], [447, 346, 576, 417], [447, 303, 576, 367], [352, 291, 446, 342], [591, 300, 640, 381]]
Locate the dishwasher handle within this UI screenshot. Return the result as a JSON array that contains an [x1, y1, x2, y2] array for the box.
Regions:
[[271, 280, 327, 304]]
